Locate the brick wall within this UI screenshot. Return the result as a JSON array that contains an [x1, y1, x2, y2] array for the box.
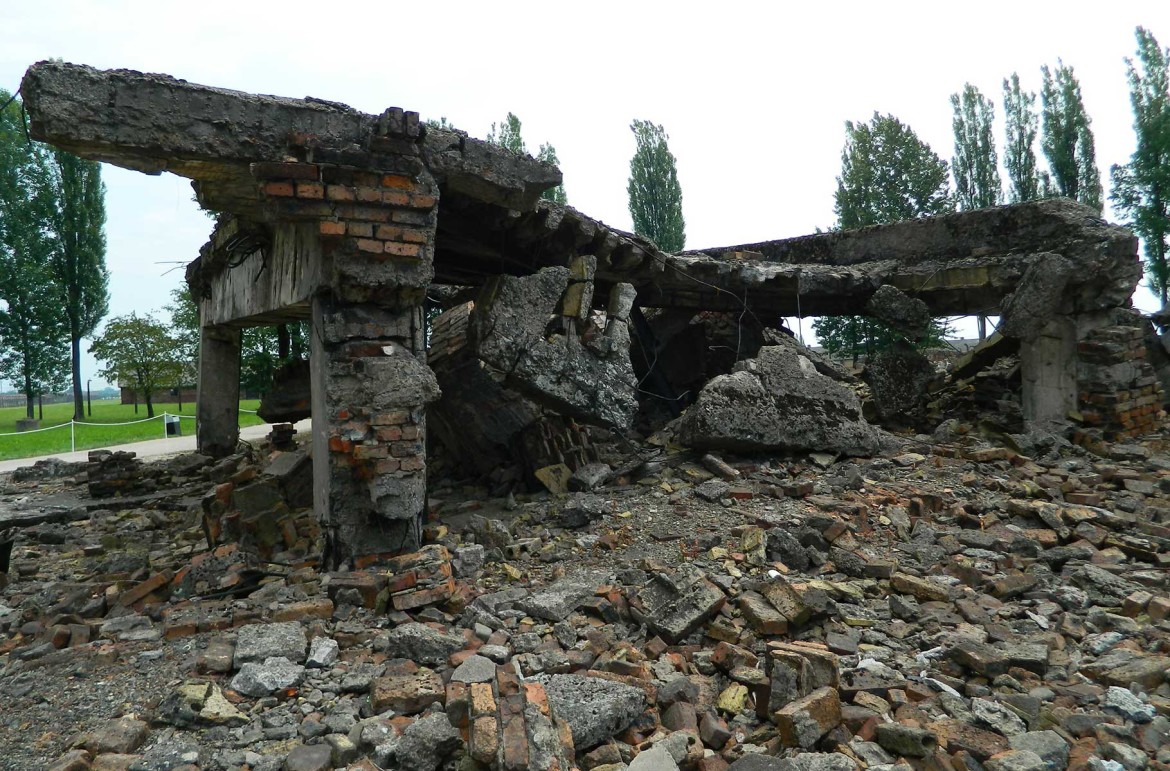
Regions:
[[1077, 323, 1165, 440]]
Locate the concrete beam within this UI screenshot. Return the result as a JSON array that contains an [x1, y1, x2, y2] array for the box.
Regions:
[[433, 199, 1139, 323], [20, 60, 561, 212]]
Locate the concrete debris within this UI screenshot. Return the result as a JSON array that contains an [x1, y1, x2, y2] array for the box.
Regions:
[[865, 285, 933, 342], [678, 345, 891, 456], [256, 359, 312, 423], [3, 425, 1170, 771], [863, 343, 937, 427], [229, 656, 306, 697], [536, 672, 647, 751], [471, 266, 638, 429], [1000, 253, 1076, 342], [427, 299, 606, 487]]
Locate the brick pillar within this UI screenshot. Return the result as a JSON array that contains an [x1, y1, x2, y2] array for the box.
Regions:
[[312, 297, 437, 568], [196, 324, 242, 458], [243, 108, 440, 566], [1075, 312, 1165, 440]]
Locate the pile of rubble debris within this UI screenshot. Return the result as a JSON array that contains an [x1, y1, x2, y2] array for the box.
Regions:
[[2, 419, 1169, 771]]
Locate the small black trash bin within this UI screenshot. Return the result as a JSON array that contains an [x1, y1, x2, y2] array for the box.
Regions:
[[165, 414, 182, 436]]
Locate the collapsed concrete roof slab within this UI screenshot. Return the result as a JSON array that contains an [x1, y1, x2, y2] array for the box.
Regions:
[[672, 199, 1139, 320], [21, 62, 1140, 331], [429, 195, 1138, 322], [20, 61, 560, 213]]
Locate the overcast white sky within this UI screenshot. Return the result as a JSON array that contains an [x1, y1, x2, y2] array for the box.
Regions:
[[1, 1, 1167, 387]]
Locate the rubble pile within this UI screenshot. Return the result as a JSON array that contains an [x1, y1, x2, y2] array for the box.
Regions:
[[87, 450, 149, 498], [0, 426, 1168, 771], [201, 450, 316, 561], [426, 300, 604, 491]]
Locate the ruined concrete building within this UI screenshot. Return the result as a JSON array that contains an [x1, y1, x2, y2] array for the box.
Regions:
[[19, 61, 1153, 566]]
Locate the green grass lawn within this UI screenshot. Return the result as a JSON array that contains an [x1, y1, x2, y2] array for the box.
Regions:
[[0, 398, 264, 461]]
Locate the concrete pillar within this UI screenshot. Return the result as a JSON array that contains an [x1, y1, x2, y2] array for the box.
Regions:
[[311, 294, 438, 569], [1019, 317, 1077, 431], [196, 324, 242, 457]]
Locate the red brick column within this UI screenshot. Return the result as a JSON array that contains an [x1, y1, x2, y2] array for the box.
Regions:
[[245, 114, 442, 566]]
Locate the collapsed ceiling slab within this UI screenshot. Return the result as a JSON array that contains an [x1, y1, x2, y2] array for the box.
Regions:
[[22, 61, 1140, 329], [17, 60, 1151, 564], [20, 60, 561, 216], [434, 196, 1140, 321]]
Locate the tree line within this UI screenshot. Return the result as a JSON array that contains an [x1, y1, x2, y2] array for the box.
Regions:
[[815, 26, 1170, 359], [479, 27, 1168, 365], [1, 88, 303, 421], [0, 88, 108, 421]]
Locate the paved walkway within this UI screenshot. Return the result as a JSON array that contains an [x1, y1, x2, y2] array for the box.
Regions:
[[0, 419, 312, 473]]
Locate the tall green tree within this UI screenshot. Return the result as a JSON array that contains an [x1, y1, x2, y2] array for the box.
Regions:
[[0, 90, 70, 417], [48, 149, 109, 420], [1003, 73, 1049, 203], [537, 143, 568, 205], [1111, 27, 1170, 306], [241, 325, 308, 397], [951, 84, 1002, 210], [1040, 61, 1103, 210], [834, 113, 953, 228], [815, 113, 953, 360], [487, 112, 568, 204], [486, 112, 525, 154], [89, 313, 183, 418], [165, 285, 200, 365], [951, 85, 1002, 338], [627, 119, 685, 252]]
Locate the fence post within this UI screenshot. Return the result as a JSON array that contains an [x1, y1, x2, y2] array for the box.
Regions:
[[162, 412, 168, 439], [70, 420, 75, 453]]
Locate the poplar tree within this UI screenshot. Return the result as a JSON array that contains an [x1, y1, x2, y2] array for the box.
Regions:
[[951, 84, 1002, 210], [487, 113, 568, 204], [1002, 73, 1044, 203], [486, 112, 525, 154], [48, 149, 109, 420], [627, 119, 685, 252], [1040, 61, 1103, 210], [1110, 27, 1170, 306], [951, 84, 1001, 338], [537, 143, 568, 205], [0, 90, 70, 416]]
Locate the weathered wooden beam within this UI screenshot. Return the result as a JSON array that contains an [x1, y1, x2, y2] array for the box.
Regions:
[[201, 222, 324, 327]]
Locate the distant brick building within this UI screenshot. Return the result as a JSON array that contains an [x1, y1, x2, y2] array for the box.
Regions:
[[119, 384, 197, 405]]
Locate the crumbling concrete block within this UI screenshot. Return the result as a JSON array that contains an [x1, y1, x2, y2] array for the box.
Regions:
[[864, 343, 937, 427], [257, 359, 311, 423], [678, 345, 889, 456], [865, 285, 932, 342], [472, 266, 637, 429], [632, 564, 726, 643]]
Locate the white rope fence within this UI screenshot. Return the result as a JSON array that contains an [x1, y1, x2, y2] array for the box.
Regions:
[[0, 409, 258, 452]]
